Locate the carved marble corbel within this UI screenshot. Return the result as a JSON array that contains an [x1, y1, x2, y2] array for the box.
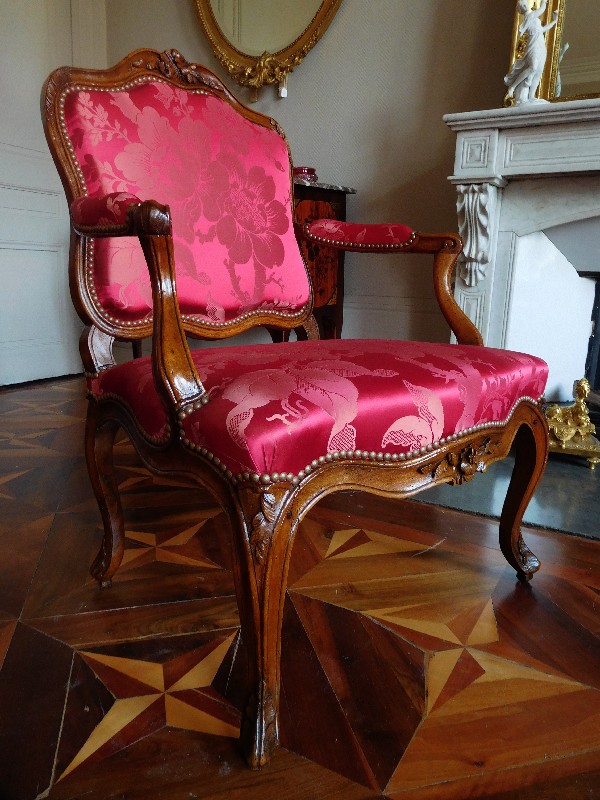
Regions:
[[455, 183, 499, 287]]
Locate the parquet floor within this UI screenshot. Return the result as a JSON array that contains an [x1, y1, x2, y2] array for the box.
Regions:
[[1, 377, 600, 800]]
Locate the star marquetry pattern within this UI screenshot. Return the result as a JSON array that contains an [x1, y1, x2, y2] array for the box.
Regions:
[[121, 521, 223, 572], [285, 522, 600, 792], [3, 378, 600, 799], [324, 528, 427, 559], [59, 633, 240, 781]]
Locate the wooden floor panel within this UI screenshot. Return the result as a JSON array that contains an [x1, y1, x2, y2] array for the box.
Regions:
[[1, 377, 600, 799]]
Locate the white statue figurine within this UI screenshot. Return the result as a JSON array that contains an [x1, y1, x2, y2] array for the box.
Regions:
[[504, 0, 559, 105]]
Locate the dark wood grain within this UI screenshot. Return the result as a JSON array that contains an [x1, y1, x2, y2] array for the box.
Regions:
[[1, 378, 599, 798], [0, 624, 73, 800]]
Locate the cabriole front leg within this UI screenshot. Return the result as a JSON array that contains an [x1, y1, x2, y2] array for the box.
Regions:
[[499, 407, 549, 582], [85, 404, 125, 588], [232, 485, 296, 769]]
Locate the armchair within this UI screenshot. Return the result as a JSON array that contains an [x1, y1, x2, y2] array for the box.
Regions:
[[42, 49, 549, 770]]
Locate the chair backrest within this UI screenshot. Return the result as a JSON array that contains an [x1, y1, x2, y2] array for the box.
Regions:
[[42, 48, 312, 340]]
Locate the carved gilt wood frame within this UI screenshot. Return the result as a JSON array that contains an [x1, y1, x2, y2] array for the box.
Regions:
[[194, 0, 343, 91]]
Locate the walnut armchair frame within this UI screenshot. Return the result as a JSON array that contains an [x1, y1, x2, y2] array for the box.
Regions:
[[42, 49, 549, 770]]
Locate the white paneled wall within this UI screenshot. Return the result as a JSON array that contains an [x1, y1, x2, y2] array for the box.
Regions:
[[0, 0, 107, 384], [0, 143, 79, 383]]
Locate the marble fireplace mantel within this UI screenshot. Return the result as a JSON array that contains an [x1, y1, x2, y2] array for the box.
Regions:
[[444, 99, 600, 401]]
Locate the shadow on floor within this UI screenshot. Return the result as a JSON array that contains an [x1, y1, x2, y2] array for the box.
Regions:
[[413, 451, 600, 540]]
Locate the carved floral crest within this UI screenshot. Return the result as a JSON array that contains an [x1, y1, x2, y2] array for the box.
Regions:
[[423, 437, 501, 485]]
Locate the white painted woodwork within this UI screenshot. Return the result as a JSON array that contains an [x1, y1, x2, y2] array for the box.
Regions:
[[0, 0, 107, 385], [444, 99, 600, 401]]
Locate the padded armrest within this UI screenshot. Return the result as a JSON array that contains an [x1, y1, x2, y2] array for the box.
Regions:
[[304, 218, 481, 346], [70, 192, 142, 235], [304, 219, 416, 252], [71, 193, 194, 416]]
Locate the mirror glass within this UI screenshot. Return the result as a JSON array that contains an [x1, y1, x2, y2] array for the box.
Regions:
[[210, 0, 322, 57], [553, 0, 600, 98]]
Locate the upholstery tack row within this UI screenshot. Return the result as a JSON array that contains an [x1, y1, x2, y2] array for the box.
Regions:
[[177, 395, 542, 487]]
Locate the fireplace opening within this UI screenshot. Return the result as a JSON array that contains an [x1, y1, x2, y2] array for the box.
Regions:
[[544, 216, 600, 415], [585, 278, 600, 426]]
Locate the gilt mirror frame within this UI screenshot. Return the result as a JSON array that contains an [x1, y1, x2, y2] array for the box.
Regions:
[[194, 0, 344, 92]]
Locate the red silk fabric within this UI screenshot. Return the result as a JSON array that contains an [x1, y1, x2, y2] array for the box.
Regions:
[[71, 192, 141, 229], [306, 219, 414, 249], [62, 81, 311, 325], [90, 339, 548, 478]]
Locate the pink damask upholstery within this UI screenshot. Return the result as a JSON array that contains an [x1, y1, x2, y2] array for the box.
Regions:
[[71, 192, 141, 232], [61, 82, 311, 326], [90, 339, 548, 479], [305, 219, 415, 251]]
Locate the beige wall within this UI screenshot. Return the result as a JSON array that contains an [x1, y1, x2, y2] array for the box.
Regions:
[[105, 0, 514, 342]]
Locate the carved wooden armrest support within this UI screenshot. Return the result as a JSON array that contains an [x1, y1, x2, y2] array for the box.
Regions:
[[428, 234, 483, 347], [304, 220, 481, 346], [74, 195, 205, 424], [130, 201, 206, 420]]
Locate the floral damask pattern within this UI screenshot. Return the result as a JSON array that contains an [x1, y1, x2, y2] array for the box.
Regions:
[[71, 192, 141, 229], [214, 156, 288, 277], [63, 81, 310, 324], [92, 339, 548, 477], [306, 219, 414, 248]]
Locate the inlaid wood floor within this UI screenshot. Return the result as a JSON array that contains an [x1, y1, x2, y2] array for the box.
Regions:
[[1, 377, 600, 799]]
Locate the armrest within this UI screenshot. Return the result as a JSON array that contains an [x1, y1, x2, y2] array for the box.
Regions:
[[303, 219, 415, 252], [70, 192, 142, 235], [75, 195, 206, 422], [303, 219, 482, 346]]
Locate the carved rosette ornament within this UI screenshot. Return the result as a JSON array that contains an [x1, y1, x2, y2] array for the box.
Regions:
[[423, 437, 501, 484], [456, 183, 498, 287]]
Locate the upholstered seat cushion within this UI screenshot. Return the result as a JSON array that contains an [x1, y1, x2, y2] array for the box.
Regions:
[[90, 339, 547, 480]]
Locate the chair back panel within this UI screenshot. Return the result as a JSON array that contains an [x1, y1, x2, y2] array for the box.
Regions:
[[49, 52, 311, 334]]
